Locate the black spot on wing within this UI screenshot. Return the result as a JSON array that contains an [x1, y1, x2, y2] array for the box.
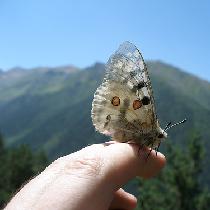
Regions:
[[104, 114, 111, 128], [137, 81, 146, 89], [141, 96, 150, 105], [132, 81, 146, 91]]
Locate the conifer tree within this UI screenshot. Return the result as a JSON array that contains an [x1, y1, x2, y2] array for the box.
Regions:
[[0, 133, 48, 208], [137, 132, 210, 210]]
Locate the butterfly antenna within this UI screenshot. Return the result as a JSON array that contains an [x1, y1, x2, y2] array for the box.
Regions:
[[165, 119, 187, 131], [164, 122, 172, 131]]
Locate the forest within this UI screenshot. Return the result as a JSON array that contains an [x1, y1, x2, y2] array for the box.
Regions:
[[1, 131, 210, 209]]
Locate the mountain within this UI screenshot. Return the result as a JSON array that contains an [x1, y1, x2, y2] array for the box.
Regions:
[[0, 61, 210, 184], [0, 63, 105, 158]]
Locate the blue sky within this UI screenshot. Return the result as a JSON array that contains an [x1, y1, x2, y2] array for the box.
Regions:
[[0, 0, 209, 80]]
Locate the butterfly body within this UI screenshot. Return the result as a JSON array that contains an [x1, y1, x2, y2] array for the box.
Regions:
[[91, 42, 167, 149]]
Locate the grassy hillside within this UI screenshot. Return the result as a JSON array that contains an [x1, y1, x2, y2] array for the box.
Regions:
[[0, 62, 210, 166]]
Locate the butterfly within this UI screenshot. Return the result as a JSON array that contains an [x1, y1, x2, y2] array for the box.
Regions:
[[91, 41, 186, 152]]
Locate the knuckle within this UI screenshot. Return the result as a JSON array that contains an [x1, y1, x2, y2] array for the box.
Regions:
[[74, 154, 103, 176], [46, 147, 105, 178], [64, 152, 104, 177]]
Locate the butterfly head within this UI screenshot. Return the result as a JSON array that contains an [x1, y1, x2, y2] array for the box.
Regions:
[[157, 129, 168, 139], [156, 119, 187, 141], [157, 127, 168, 140]]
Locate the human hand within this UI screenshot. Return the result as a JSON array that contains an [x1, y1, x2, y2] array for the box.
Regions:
[[5, 143, 166, 210]]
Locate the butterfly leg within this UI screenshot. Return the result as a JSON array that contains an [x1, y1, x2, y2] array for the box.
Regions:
[[138, 144, 145, 154], [155, 148, 158, 156], [146, 147, 153, 160], [155, 142, 161, 156], [127, 142, 144, 154], [127, 142, 147, 159]]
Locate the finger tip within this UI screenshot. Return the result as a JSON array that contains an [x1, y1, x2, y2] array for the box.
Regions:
[[141, 150, 166, 179], [157, 152, 166, 168], [128, 194, 138, 209], [112, 189, 138, 210], [102, 142, 166, 186]]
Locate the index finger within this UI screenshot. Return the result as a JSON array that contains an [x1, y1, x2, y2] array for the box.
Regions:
[[101, 142, 166, 190]]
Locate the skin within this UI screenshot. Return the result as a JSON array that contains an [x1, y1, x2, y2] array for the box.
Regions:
[[5, 142, 166, 210]]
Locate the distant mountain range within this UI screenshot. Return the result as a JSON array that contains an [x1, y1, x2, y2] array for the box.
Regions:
[[0, 61, 210, 183]]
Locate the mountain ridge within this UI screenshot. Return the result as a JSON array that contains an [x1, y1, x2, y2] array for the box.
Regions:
[[0, 61, 210, 157]]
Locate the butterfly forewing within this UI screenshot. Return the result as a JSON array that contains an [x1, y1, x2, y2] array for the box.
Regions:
[[91, 42, 158, 144]]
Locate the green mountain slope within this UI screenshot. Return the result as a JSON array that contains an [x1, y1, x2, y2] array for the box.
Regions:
[[0, 62, 210, 165]]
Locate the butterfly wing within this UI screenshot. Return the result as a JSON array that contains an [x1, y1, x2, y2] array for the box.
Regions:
[[91, 41, 158, 144]]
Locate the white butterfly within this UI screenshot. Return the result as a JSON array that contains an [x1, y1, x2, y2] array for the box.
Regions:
[[91, 41, 185, 152]]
